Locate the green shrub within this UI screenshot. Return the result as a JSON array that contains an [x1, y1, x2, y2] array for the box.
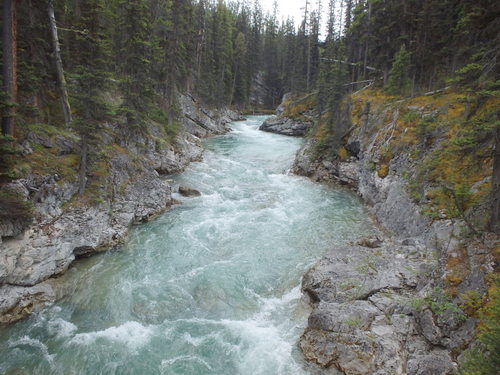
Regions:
[[0, 190, 34, 227], [459, 274, 500, 374], [429, 287, 467, 323], [460, 290, 484, 316]]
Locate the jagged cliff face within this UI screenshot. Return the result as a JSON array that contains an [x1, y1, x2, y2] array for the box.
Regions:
[[288, 89, 498, 374], [0, 94, 242, 324]]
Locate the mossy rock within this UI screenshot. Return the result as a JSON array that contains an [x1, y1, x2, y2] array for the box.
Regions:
[[377, 164, 389, 178]]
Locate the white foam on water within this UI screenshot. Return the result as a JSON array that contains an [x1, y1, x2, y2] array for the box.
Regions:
[[8, 336, 55, 365], [163, 285, 307, 374], [50, 306, 63, 314], [260, 285, 302, 312], [160, 355, 213, 372], [220, 318, 304, 375], [233, 286, 308, 374], [69, 321, 154, 351], [171, 260, 232, 282], [47, 318, 78, 339], [181, 331, 221, 347]]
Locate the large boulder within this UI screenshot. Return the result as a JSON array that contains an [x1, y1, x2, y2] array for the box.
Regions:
[[298, 240, 459, 375], [259, 115, 313, 136]]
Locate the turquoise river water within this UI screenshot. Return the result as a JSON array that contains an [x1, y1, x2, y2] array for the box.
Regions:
[[0, 116, 375, 375]]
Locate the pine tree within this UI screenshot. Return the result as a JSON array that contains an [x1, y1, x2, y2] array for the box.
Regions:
[[70, 0, 112, 193], [113, 0, 154, 126], [48, 0, 72, 125], [262, 3, 281, 107], [1, 0, 18, 136], [387, 44, 411, 95]]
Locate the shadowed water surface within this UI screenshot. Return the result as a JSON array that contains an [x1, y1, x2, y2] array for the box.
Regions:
[[0, 116, 376, 375]]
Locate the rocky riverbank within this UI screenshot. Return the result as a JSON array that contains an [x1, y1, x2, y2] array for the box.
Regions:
[[291, 89, 497, 374], [258, 92, 315, 137], [259, 115, 313, 136], [0, 94, 243, 324]]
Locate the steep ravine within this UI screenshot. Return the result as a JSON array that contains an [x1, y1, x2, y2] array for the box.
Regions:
[[283, 90, 498, 375], [0, 94, 243, 324], [0, 116, 377, 375]]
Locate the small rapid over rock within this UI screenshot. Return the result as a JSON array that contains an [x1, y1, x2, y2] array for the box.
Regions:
[[0, 116, 375, 375]]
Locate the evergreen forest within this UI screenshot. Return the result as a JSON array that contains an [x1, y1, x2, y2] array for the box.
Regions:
[[1, 0, 498, 138], [1, 1, 500, 374]]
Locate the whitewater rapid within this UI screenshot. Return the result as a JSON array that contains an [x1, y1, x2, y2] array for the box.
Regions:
[[0, 116, 375, 375]]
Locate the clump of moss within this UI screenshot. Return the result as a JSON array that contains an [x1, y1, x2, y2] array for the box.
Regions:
[[377, 164, 389, 178], [460, 290, 484, 317], [282, 93, 316, 121]]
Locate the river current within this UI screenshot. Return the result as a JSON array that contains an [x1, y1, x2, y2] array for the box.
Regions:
[[0, 116, 375, 375]]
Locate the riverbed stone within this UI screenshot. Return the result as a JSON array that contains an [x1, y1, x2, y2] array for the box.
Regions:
[[179, 186, 202, 197]]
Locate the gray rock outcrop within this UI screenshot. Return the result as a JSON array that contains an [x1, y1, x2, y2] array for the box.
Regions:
[[257, 92, 315, 136], [299, 241, 459, 375], [259, 115, 313, 136], [291, 98, 495, 374]]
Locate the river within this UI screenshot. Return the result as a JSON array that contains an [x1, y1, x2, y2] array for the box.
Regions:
[[0, 116, 375, 375]]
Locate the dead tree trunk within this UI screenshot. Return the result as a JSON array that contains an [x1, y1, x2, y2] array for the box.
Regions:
[[1, 0, 17, 137], [48, 0, 72, 125], [490, 125, 500, 234]]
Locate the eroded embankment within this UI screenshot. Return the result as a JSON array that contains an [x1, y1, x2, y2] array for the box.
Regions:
[[284, 89, 498, 375], [0, 94, 243, 324]]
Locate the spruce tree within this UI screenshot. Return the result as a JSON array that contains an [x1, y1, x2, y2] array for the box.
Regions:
[[70, 0, 112, 193], [113, 0, 154, 126], [387, 44, 411, 96], [1, 0, 18, 136]]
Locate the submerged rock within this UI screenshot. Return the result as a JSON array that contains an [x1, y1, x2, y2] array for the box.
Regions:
[[178, 186, 201, 197], [259, 115, 313, 136]]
